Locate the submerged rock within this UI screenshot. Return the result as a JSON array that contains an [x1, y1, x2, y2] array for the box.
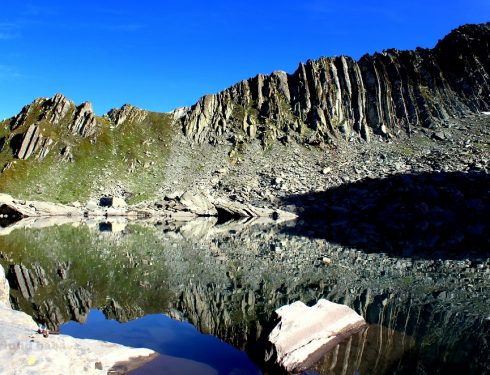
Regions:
[[268, 299, 366, 373]]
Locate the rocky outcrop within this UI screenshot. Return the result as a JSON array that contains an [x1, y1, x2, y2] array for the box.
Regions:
[[71, 101, 98, 137], [3, 93, 100, 162], [40, 93, 74, 125], [16, 124, 42, 160], [107, 104, 148, 126], [14, 124, 53, 161], [181, 23, 490, 145], [145, 190, 296, 221], [267, 299, 366, 373], [0, 193, 83, 218], [213, 197, 296, 221], [10, 100, 43, 131]]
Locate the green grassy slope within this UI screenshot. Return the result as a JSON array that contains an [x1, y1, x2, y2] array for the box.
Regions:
[[0, 103, 174, 204]]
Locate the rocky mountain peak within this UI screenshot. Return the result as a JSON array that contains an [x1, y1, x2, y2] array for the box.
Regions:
[[40, 93, 74, 125], [1, 94, 100, 162], [70, 101, 98, 137]]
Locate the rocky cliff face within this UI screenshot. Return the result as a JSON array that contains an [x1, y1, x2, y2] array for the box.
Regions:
[[180, 23, 490, 145], [4, 93, 100, 161], [0, 23, 488, 205]]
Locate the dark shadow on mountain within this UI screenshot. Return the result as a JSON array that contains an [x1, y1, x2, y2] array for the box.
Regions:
[[280, 171, 489, 260], [9, 133, 23, 156]]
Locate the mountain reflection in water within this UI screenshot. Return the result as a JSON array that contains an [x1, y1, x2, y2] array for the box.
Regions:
[[61, 309, 261, 375], [0, 218, 488, 374]]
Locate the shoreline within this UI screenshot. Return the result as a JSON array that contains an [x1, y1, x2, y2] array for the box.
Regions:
[[0, 264, 157, 374]]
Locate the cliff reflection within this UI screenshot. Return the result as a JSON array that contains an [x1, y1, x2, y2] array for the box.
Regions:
[[0, 219, 488, 374]]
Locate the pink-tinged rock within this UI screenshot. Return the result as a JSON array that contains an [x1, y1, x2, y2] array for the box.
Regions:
[[268, 299, 366, 373]]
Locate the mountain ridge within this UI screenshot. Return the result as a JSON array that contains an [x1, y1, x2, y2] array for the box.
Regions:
[[179, 22, 490, 145], [0, 22, 489, 204]]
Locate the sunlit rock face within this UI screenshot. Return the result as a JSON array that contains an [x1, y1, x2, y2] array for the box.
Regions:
[[181, 24, 490, 145]]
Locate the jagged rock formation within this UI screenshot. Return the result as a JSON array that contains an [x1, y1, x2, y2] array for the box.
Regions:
[[181, 23, 490, 145], [4, 93, 100, 161], [16, 124, 41, 159], [1, 23, 488, 207], [107, 104, 148, 126], [41, 93, 73, 125], [72, 101, 98, 136]]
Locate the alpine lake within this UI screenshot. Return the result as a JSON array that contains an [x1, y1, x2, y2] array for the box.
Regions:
[[0, 215, 488, 375]]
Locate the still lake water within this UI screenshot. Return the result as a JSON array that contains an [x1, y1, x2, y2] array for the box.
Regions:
[[0, 218, 489, 374], [61, 309, 261, 374]]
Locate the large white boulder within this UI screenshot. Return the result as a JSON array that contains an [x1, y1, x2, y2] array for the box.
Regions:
[[268, 299, 366, 373]]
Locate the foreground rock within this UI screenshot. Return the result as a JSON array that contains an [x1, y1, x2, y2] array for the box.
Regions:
[[0, 265, 156, 375], [268, 299, 366, 373], [0, 193, 83, 218]]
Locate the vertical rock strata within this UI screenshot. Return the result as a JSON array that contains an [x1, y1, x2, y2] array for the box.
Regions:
[[72, 102, 98, 137], [6, 93, 100, 160], [181, 23, 490, 144]]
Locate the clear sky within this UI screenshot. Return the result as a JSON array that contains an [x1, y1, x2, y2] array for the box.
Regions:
[[0, 1, 489, 119]]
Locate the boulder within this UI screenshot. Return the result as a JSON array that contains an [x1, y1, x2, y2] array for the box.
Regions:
[[179, 191, 217, 216], [268, 299, 366, 373]]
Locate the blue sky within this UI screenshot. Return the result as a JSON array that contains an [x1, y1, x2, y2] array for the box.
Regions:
[[0, 1, 489, 119]]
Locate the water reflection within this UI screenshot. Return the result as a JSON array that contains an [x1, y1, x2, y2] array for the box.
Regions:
[[61, 309, 261, 375], [0, 219, 488, 374]]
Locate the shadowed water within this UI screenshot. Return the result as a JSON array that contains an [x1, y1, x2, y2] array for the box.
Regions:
[[281, 171, 490, 260]]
